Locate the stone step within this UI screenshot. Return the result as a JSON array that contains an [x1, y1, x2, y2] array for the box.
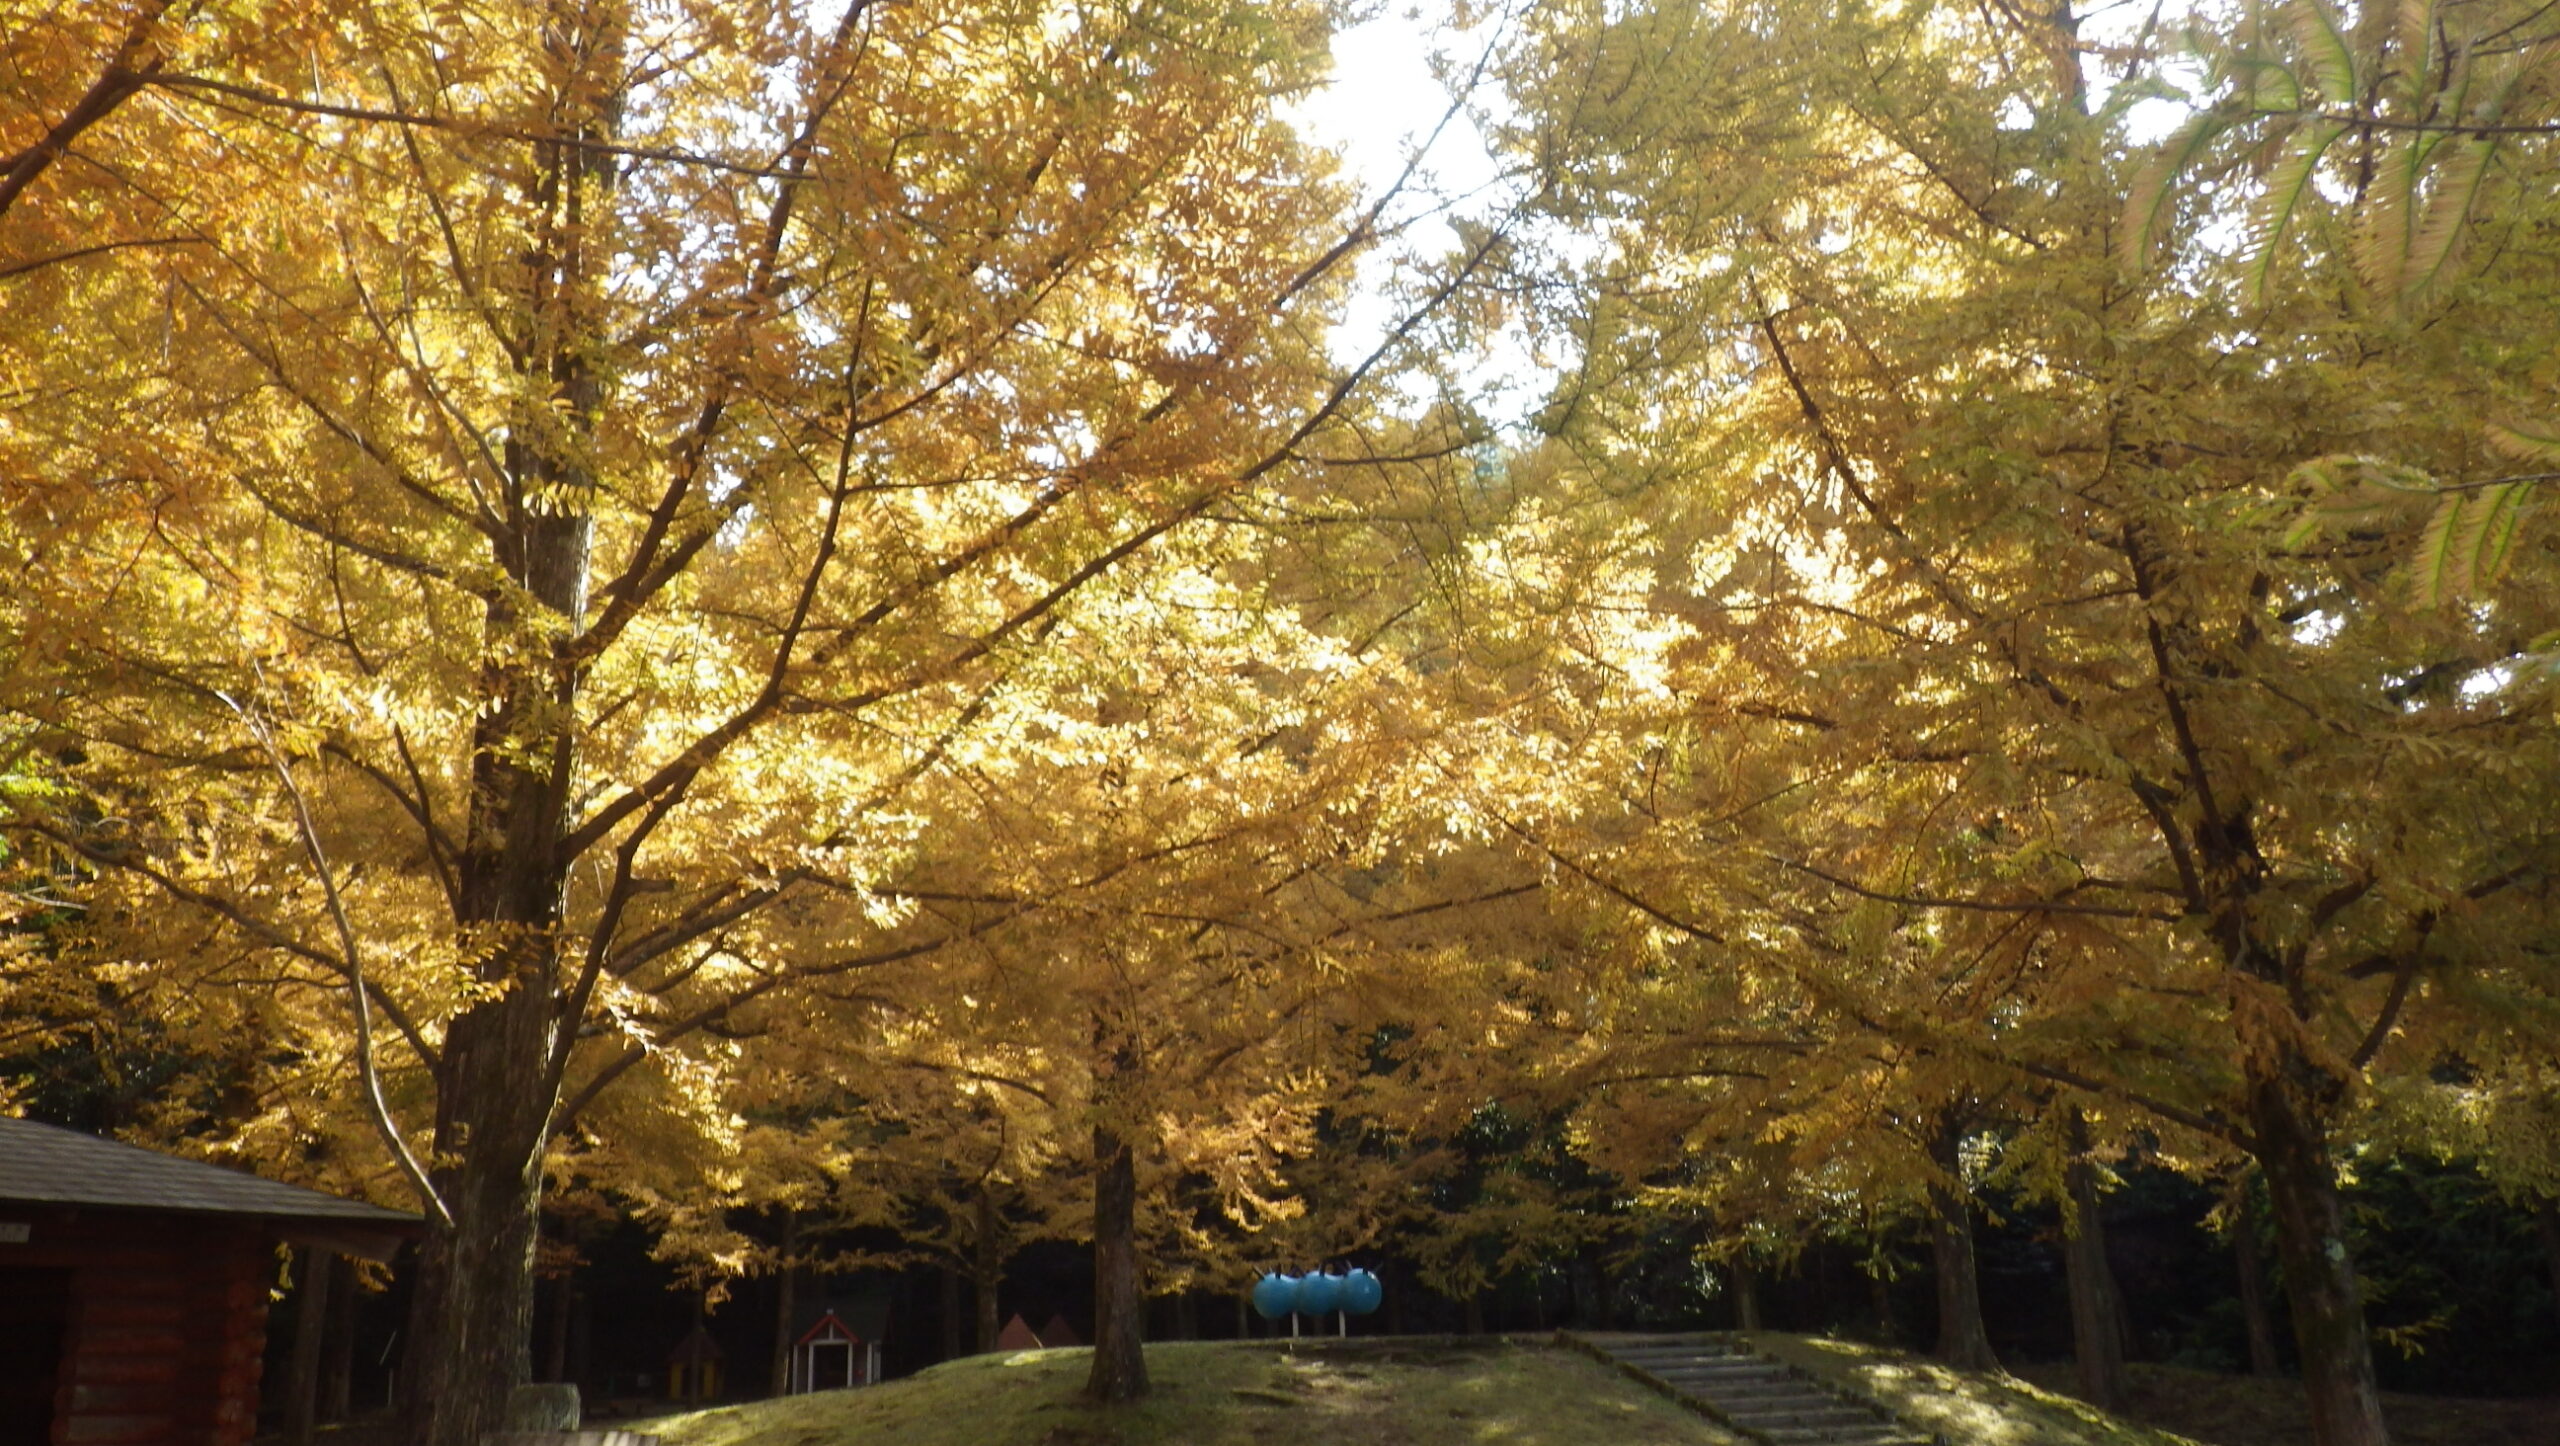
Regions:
[[1652, 1366, 1797, 1384], [1726, 1406, 1886, 1427], [1580, 1333, 1934, 1446], [1679, 1382, 1843, 1402], [1679, 1381, 1832, 1400]]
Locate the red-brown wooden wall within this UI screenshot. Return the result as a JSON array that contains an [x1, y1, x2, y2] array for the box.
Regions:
[[1, 1208, 271, 1446]]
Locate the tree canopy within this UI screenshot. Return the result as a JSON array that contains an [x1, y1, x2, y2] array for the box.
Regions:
[[5, 1, 2557, 1444]]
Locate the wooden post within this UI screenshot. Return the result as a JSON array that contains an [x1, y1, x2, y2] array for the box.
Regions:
[[321, 1261, 356, 1420], [284, 1248, 337, 1446]]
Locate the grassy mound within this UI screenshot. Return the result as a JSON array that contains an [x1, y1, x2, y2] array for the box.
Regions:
[[629, 1337, 1744, 1446]]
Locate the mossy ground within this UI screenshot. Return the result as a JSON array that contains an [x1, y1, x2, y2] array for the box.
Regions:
[[2008, 1360, 2560, 1446], [1738, 1334, 2559, 1446], [629, 1337, 1742, 1446]]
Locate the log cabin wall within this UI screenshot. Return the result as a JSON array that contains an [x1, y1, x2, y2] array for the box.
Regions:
[[1, 1208, 270, 1446]]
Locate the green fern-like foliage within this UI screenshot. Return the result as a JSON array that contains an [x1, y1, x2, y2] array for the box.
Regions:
[[2122, 0, 2557, 605], [2120, 0, 2547, 315]]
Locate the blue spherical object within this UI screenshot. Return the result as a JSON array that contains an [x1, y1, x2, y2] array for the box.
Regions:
[[1295, 1272, 1343, 1316], [1340, 1268, 1383, 1316], [1251, 1274, 1300, 1320]]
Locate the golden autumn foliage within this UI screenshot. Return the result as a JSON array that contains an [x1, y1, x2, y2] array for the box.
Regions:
[[7, 2, 2560, 1445]]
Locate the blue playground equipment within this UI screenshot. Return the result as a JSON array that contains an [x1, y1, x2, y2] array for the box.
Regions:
[[1248, 1267, 1385, 1336], [1250, 1273, 1300, 1321]]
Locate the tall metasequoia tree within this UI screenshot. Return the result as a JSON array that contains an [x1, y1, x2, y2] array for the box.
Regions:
[[613, 510, 1533, 1400], [0, 0, 1506, 1439], [1470, 4, 2560, 1446]]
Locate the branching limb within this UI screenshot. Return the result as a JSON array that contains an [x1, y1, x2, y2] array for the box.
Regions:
[[219, 689, 452, 1228]]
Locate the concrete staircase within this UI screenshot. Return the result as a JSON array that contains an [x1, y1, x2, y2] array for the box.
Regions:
[[1569, 1334, 1938, 1446]]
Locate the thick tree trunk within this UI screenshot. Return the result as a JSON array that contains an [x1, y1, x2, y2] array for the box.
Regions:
[[1732, 1258, 1762, 1331], [2231, 1173, 2284, 1378], [2248, 1062, 2389, 1446], [2063, 1115, 2127, 1412], [403, 974, 562, 1446], [284, 1249, 335, 1446], [1928, 1116, 2000, 1372], [772, 1210, 800, 1393], [402, 1072, 551, 1446], [1084, 1122, 1149, 1402]]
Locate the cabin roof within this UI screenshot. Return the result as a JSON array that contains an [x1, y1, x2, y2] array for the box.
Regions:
[[668, 1322, 724, 1363], [0, 1116, 420, 1231]]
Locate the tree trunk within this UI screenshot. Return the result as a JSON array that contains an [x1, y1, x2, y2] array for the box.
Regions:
[[398, 942, 561, 1439], [402, 1036, 552, 1446], [1928, 1115, 2000, 1371], [2535, 1197, 2560, 1331], [402, 6, 624, 1435], [1084, 1122, 1149, 1402], [2063, 1115, 2127, 1412], [1868, 1261, 1899, 1346], [1461, 1293, 1485, 1335], [543, 1270, 574, 1384], [284, 1249, 335, 1446], [974, 1187, 1002, 1353], [2231, 1173, 2284, 1378], [1733, 1258, 1762, 1331], [941, 1267, 966, 1360], [2248, 1061, 2390, 1446], [772, 1210, 800, 1393], [1174, 1288, 1200, 1341]]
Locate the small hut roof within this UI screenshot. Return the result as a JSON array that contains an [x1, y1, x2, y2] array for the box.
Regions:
[[0, 1116, 419, 1253], [804, 1289, 889, 1342], [667, 1323, 724, 1364], [1038, 1313, 1082, 1347], [794, 1310, 857, 1347], [994, 1314, 1042, 1350]]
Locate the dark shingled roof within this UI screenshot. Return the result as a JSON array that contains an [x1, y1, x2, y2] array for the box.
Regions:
[[0, 1115, 418, 1227]]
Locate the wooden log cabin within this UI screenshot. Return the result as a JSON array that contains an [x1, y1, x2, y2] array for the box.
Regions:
[[0, 1116, 417, 1446]]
